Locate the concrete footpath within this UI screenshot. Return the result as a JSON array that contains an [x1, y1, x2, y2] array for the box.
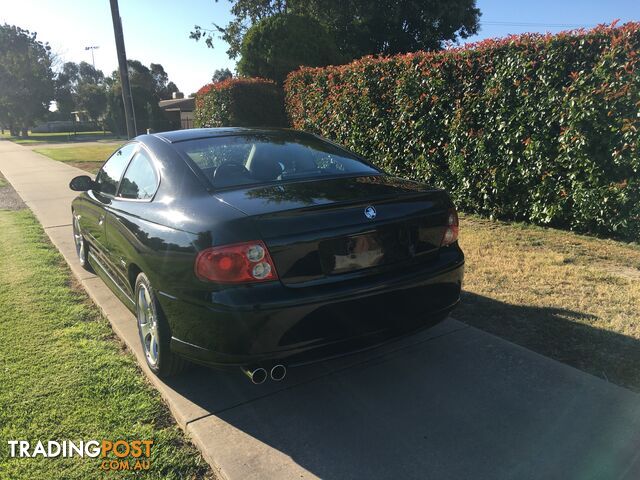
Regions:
[[1, 139, 640, 479]]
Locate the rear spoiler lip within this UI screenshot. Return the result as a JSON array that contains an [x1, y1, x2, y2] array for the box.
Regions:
[[267, 190, 449, 216]]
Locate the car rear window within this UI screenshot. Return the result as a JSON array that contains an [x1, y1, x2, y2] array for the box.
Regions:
[[173, 132, 380, 189]]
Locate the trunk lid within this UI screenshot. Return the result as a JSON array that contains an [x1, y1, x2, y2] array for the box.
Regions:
[[214, 175, 452, 286]]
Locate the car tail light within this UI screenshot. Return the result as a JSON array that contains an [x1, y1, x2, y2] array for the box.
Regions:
[[195, 241, 278, 283], [441, 208, 459, 247]]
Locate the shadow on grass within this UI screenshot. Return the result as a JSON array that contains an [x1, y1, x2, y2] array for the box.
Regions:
[[456, 291, 640, 392]]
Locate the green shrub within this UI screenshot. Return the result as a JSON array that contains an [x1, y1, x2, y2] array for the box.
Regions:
[[194, 77, 287, 128], [285, 23, 640, 240]]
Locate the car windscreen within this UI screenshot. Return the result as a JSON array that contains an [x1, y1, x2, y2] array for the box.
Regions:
[[173, 132, 381, 190]]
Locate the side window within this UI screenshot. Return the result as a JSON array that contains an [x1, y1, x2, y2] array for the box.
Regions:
[[95, 144, 137, 196], [118, 149, 158, 200]]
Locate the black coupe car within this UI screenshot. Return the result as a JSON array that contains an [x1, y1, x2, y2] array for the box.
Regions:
[[69, 128, 464, 383]]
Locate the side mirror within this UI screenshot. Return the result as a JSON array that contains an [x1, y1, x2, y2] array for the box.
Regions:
[[69, 175, 95, 192]]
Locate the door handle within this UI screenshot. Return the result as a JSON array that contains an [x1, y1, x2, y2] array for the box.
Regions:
[[98, 214, 105, 226]]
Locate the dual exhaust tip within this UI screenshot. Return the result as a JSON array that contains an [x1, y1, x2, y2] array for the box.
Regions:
[[242, 364, 286, 384]]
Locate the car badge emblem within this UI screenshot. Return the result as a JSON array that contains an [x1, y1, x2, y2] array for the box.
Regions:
[[364, 206, 377, 219]]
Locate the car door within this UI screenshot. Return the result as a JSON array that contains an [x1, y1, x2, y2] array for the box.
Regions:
[[105, 146, 160, 295], [80, 143, 137, 268]]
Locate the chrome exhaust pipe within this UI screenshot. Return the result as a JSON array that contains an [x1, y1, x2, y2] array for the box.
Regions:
[[241, 366, 267, 385], [270, 364, 287, 381]]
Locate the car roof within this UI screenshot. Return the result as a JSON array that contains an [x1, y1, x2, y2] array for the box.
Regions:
[[149, 127, 298, 144]]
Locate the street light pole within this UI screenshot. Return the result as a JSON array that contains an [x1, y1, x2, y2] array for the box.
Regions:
[[84, 46, 99, 68], [108, 0, 136, 139]]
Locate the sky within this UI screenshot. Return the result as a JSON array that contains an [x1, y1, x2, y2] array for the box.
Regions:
[[1, 0, 639, 96]]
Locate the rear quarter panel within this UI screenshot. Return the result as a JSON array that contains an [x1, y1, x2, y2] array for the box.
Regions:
[[110, 193, 259, 286]]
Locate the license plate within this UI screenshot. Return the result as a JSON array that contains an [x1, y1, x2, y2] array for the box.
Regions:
[[320, 228, 413, 275]]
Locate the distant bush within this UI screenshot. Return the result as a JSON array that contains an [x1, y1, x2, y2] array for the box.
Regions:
[[195, 77, 288, 128], [286, 23, 640, 240]]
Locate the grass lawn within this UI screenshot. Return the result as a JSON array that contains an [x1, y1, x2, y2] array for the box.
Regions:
[[1, 130, 120, 145], [34, 144, 122, 174], [0, 210, 213, 479], [457, 214, 640, 391]]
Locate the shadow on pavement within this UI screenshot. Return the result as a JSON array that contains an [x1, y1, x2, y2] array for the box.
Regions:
[[164, 320, 467, 419], [163, 300, 640, 479], [457, 291, 640, 393]]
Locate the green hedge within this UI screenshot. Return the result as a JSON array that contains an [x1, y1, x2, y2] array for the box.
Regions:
[[286, 23, 640, 240], [195, 77, 287, 128]]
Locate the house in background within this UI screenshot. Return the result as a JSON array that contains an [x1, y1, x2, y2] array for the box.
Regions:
[[159, 92, 195, 129]]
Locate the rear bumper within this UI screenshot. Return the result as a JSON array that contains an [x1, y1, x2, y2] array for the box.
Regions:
[[159, 245, 464, 367]]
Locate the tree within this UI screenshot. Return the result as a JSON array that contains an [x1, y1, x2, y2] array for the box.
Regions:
[[237, 13, 339, 83], [54, 62, 79, 117], [191, 0, 288, 59], [105, 60, 181, 135], [76, 83, 107, 121], [54, 61, 107, 121], [212, 68, 233, 83], [0, 24, 54, 136], [78, 61, 104, 84], [191, 0, 481, 62], [305, 0, 481, 57], [150, 63, 179, 99]]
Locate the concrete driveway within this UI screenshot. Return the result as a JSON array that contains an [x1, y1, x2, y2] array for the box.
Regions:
[[1, 139, 639, 480]]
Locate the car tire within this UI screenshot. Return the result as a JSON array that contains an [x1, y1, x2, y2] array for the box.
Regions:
[[134, 272, 187, 377], [72, 213, 92, 272]]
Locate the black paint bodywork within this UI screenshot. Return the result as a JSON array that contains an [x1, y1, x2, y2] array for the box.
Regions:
[[72, 128, 464, 368]]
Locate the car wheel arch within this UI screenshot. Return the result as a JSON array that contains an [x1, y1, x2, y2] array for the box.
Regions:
[[128, 263, 142, 294]]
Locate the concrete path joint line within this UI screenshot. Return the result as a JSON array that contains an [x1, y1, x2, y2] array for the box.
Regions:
[[44, 223, 73, 230]]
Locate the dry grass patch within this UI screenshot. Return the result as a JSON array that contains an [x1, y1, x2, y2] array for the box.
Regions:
[[456, 214, 640, 391]]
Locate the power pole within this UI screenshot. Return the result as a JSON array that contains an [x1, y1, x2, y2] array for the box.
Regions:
[[109, 0, 136, 139]]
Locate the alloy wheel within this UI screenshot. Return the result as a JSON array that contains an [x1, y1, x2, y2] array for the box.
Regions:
[[72, 215, 86, 265], [137, 284, 160, 367]]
